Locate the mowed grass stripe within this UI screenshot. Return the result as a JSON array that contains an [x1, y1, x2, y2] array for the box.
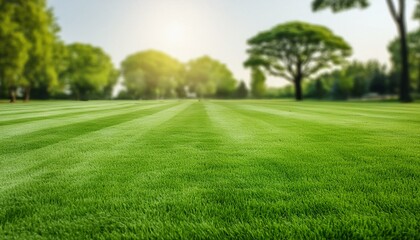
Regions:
[[204, 101, 326, 167], [0, 102, 147, 125], [55, 101, 247, 235], [223, 101, 420, 186], [204, 101, 293, 143], [0, 101, 173, 140], [0, 100, 135, 118], [0, 102, 178, 155], [250, 101, 420, 143], [106, 100, 419, 238], [224, 101, 420, 162], [0, 101, 192, 193], [211, 101, 419, 235], [218, 100, 419, 174], [0, 101, 165, 126], [206, 100, 351, 167], [51, 101, 257, 237], [272, 101, 420, 122], [247, 100, 420, 116], [39, 101, 350, 237], [0, 101, 129, 115], [0, 100, 419, 239], [237, 102, 420, 137]]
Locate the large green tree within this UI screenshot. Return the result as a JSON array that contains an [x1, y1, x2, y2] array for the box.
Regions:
[[49, 39, 70, 98], [245, 21, 351, 101], [0, 0, 59, 102], [63, 43, 116, 100], [17, 0, 59, 101], [185, 56, 237, 98], [312, 0, 413, 102], [0, 2, 29, 102], [121, 50, 184, 99]]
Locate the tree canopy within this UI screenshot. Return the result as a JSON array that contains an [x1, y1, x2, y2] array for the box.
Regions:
[[63, 43, 116, 100], [0, 2, 29, 102], [0, 0, 58, 102], [245, 21, 351, 100], [312, 0, 369, 12], [121, 50, 184, 99], [185, 56, 237, 98], [19, 0, 59, 101]]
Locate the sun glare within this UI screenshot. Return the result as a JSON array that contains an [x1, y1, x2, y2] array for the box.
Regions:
[[165, 22, 185, 44]]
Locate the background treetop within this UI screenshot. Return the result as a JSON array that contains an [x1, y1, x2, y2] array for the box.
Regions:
[[312, 0, 369, 12], [185, 56, 237, 98], [246, 21, 352, 80], [246, 21, 352, 101], [121, 50, 184, 99], [63, 43, 116, 100], [248, 21, 351, 61]]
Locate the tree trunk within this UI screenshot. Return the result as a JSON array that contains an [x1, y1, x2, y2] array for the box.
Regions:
[[398, 20, 412, 102], [294, 62, 303, 101], [294, 76, 303, 101], [386, 0, 412, 102], [24, 86, 30, 102], [9, 87, 16, 103]]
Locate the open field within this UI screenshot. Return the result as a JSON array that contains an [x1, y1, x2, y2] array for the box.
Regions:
[[0, 100, 419, 239]]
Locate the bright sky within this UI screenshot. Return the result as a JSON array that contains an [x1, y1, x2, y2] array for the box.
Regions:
[[48, 0, 418, 87]]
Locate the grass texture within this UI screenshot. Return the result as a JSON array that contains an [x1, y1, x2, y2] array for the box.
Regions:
[[0, 100, 419, 239]]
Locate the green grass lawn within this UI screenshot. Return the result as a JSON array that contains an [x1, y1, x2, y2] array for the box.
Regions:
[[0, 100, 419, 239]]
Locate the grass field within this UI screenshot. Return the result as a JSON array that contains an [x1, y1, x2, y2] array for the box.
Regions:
[[0, 100, 419, 239]]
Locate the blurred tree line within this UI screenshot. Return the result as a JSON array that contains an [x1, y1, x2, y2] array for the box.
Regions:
[[118, 51, 244, 100], [0, 0, 58, 102], [0, 0, 118, 102], [304, 60, 393, 100], [1, 0, 418, 102], [255, 0, 420, 101], [311, 0, 420, 102], [0, 0, 246, 102], [266, 51, 419, 100]]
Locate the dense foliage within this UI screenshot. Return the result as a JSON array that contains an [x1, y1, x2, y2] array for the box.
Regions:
[[312, 0, 413, 102], [245, 21, 351, 101], [121, 50, 184, 99], [63, 43, 118, 100], [185, 56, 237, 98], [0, 0, 58, 102], [269, 60, 392, 100]]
